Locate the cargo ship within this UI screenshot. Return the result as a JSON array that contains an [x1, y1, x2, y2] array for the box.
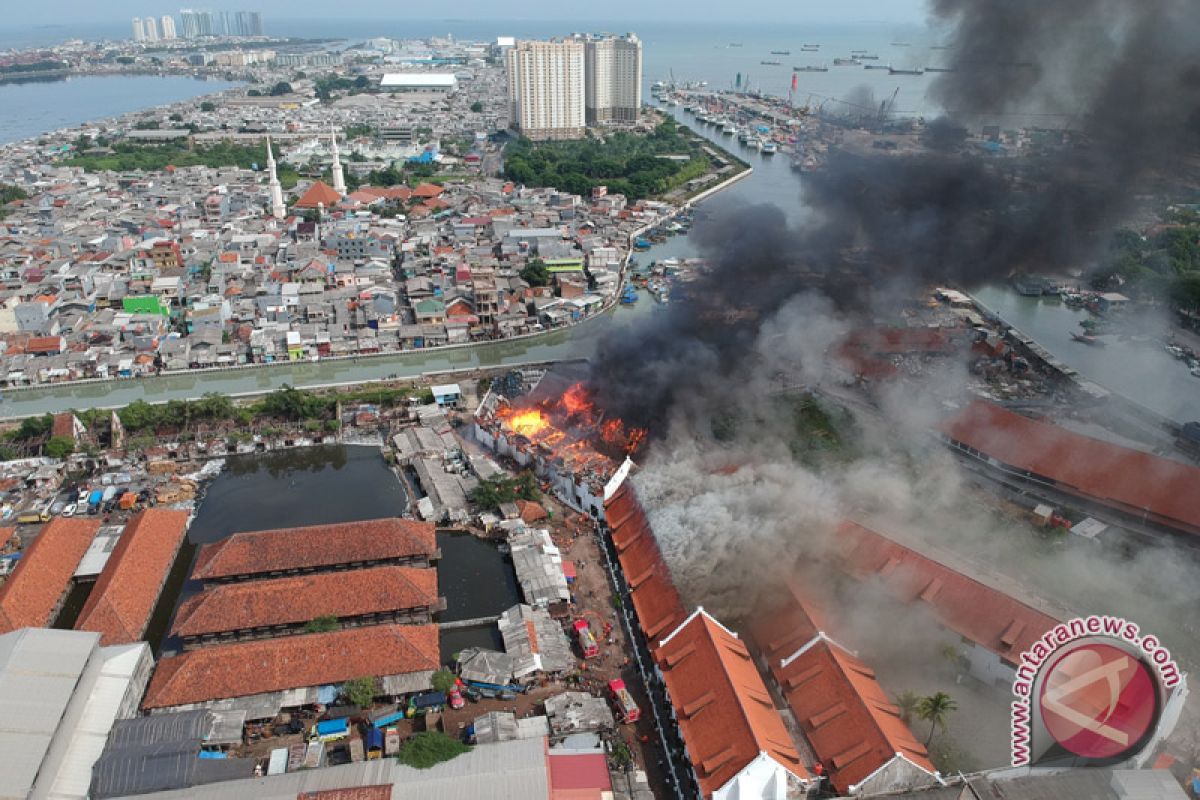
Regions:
[[833, 58, 862, 66], [770, 50, 791, 55], [793, 65, 828, 72], [889, 67, 924, 75]]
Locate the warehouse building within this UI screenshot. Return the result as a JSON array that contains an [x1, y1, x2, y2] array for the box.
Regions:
[[941, 400, 1200, 540], [0, 627, 152, 800], [190, 518, 438, 584], [75, 509, 190, 646], [379, 73, 458, 93], [0, 517, 101, 632], [170, 565, 441, 648], [141, 624, 439, 717], [754, 580, 941, 796]]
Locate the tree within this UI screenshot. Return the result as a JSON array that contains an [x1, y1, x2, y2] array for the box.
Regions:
[[396, 731, 470, 769], [917, 692, 958, 747], [430, 669, 458, 693], [470, 101, 483, 113], [169, 112, 183, 122], [270, 81, 293, 96], [342, 676, 379, 708], [44, 436, 75, 460], [520, 258, 550, 287], [199, 101, 216, 112], [305, 615, 339, 634], [895, 690, 921, 726]]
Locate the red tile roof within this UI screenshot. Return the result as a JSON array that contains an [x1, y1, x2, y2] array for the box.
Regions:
[[142, 624, 439, 710], [298, 788, 391, 800], [941, 400, 1200, 536], [835, 521, 1059, 663], [412, 183, 444, 198], [171, 565, 438, 639], [75, 509, 189, 645], [549, 752, 613, 799], [655, 610, 808, 797], [604, 485, 687, 646], [191, 518, 437, 581], [25, 335, 65, 355], [294, 180, 342, 209], [0, 527, 14, 551], [758, 580, 936, 794], [0, 518, 100, 632], [51, 412, 79, 439]]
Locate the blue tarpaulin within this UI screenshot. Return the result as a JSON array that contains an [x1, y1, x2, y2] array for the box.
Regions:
[[315, 718, 349, 737]]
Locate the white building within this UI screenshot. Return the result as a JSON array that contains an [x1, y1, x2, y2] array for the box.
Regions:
[[379, 73, 458, 94], [584, 33, 642, 124], [506, 39, 586, 140], [143, 15, 160, 42], [161, 15, 177, 40], [130, 17, 145, 42], [0, 628, 152, 800]]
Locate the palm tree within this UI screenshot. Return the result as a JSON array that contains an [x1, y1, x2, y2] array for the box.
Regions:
[[917, 692, 958, 747], [895, 690, 921, 726]]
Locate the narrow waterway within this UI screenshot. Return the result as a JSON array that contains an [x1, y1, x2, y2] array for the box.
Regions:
[[973, 286, 1200, 423]]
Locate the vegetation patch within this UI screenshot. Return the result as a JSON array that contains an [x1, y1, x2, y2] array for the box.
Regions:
[[504, 118, 711, 201]]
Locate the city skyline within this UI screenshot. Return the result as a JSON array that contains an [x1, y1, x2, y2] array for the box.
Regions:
[[10, 0, 928, 27]]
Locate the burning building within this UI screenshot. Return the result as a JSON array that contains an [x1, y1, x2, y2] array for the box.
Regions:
[[474, 369, 641, 520]]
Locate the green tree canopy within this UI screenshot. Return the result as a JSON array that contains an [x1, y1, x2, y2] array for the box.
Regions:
[[520, 258, 550, 287], [396, 731, 470, 769], [342, 676, 379, 708], [44, 436, 75, 460]]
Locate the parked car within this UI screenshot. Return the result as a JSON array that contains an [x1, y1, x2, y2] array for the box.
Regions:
[[448, 687, 465, 710], [62, 503, 77, 517]]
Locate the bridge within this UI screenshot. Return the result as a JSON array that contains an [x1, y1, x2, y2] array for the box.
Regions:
[[438, 615, 500, 630]]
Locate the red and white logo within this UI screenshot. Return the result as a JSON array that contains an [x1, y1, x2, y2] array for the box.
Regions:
[[1037, 642, 1158, 760]]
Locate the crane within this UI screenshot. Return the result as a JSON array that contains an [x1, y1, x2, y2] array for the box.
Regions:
[[878, 86, 900, 121]]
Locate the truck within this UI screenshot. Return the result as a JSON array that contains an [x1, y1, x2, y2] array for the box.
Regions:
[[16, 510, 48, 524], [574, 619, 599, 659], [309, 718, 350, 743], [608, 679, 641, 723], [88, 490, 104, 514], [366, 727, 384, 759], [406, 691, 447, 717]]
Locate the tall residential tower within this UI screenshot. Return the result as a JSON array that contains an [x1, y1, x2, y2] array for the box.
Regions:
[[505, 39, 586, 141], [160, 15, 177, 39], [584, 34, 642, 124]]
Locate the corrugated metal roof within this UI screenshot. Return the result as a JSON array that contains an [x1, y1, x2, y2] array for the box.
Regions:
[[0, 628, 99, 799], [45, 642, 151, 800], [112, 736, 551, 799]]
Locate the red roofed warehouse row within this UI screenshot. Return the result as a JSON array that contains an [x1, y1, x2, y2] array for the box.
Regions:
[[142, 624, 439, 713], [604, 484, 812, 799], [75, 509, 190, 646], [754, 580, 941, 796], [941, 399, 1200, 539], [834, 520, 1060, 686], [191, 517, 438, 583], [0, 518, 101, 632], [171, 565, 442, 648]]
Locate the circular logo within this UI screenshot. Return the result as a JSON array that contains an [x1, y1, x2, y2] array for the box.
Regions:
[[1037, 642, 1158, 760]]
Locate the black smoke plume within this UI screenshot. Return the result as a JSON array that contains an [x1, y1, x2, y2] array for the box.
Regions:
[[589, 0, 1200, 432]]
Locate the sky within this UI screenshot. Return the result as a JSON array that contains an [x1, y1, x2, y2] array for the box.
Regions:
[[8, 0, 929, 27]]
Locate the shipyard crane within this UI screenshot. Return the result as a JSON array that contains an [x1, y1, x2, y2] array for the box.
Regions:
[[878, 86, 900, 121]]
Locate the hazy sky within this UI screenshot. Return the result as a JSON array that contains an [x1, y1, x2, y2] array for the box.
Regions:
[[11, 0, 928, 26]]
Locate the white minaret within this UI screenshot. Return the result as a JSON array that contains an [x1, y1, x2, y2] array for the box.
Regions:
[[266, 136, 285, 220], [330, 126, 346, 196]]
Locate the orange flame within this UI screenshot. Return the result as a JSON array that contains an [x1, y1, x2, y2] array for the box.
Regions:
[[561, 382, 595, 419], [506, 408, 550, 438]]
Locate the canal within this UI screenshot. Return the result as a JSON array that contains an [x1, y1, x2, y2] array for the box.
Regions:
[[973, 286, 1200, 424], [140, 444, 519, 658]]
